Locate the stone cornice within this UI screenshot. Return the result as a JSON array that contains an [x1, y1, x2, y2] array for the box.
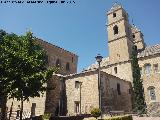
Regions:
[[107, 18, 125, 27], [107, 8, 122, 15], [134, 40, 143, 44], [101, 53, 160, 68], [132, 31, 140, 34], [138, 53, 160, 61], [102, 59, 131, 69], [64, 68, 131, 84], [108, 35, 134, 44]]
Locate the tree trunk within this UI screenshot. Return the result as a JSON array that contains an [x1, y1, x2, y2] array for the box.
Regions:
[[1, 95, 7, 120], [20, 97, 23, 120]]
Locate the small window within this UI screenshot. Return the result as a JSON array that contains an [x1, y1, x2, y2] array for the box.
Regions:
[[117, 83, 121, 95], [114, 67, 117, 74], [16, 105, 21, 118], [132, 34, 135, 38], [66, 62, 70, 71], [153, 64, 159, 73], [56, 59, 61, 67], [113, 13, 116, 18], [74, 101, 80, 113], [31, 103, 36, 117], [148, 87, 156, 101], [144, 64, 151, 75], [113, 25, 118, 35], [75, 81, 80, 89], [72, 57, 74, 63], [129, 89, 131, 94]]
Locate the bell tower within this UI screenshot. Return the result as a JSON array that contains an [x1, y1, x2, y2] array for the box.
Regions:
[[131, 25, 146, 51], [107, 3, 134, 64]]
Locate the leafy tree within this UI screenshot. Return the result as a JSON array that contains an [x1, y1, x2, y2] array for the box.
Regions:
[[0, 29, 8, 120], [131, 45, 146, 114], [0, 30, 56, 120]]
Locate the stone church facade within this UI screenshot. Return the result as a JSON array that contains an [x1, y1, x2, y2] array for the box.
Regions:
[[3, 3, 160, 118], [88, 3, 160, 112]]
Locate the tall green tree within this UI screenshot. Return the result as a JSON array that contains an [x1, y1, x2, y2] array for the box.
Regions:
[[0, 30, 8, 120], [0, 30, 56, 120], [131, 45, 146, 114]]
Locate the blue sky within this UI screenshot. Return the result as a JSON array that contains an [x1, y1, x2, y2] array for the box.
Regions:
[[0, 0, 160, 72]]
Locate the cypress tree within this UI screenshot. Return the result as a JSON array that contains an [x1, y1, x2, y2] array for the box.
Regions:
[[131, 45, 146, 114]]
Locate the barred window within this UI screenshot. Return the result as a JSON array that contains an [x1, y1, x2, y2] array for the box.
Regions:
[[153, 64, 159, 73], [148, 86, 156, 101], [144, 64, 151, 75]]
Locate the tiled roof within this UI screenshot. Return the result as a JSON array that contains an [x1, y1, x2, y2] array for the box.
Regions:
[[138, 44, 160, 58]]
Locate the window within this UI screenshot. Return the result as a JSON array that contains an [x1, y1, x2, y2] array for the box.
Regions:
[[72, 57, 74, 63], [117, 83, 121, 95], [66, 62, 70, 71], [75, 81, 80, 89], [74, 101, 80, 113], [148, 87, 156, 101], [114, 67, 117, 74], [113, 13, 116, 18], [31, 103, 36, 117], [113, 25, 118, 35], [56, 59, 61, 67], [144, 64, 151, 75], [16, 105, 21, 118], [153, 64, 159, 73], [128, 89, 131, 94], [132, 34, 135, 38]]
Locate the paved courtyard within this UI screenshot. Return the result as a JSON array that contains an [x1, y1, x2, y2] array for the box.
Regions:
[[133, 116, 160, 120]]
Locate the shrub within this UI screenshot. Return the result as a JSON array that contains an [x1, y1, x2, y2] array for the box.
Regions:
[[104, 115, 133, 120], [90, 108, 101, 118], [42, 113, 51, 120]]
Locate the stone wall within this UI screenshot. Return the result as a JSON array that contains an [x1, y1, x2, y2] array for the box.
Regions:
[[138, 55, 160, 106], [101, 72, 132, 112], [65, 70, 132, 116], [7, 93, 46, 116], [6, 75, 64, 117], [65, 71, 99, 116], [102, 61, 133, 82], [37, 39, 78, 75]]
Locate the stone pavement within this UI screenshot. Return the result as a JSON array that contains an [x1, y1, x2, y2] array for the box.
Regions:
[[133, 116, 160, 120]]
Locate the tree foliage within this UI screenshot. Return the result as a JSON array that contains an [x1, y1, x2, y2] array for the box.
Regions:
[[0, 31, 55, 101], [0, 30, 56, 120], [131, 45, 146, 114]]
